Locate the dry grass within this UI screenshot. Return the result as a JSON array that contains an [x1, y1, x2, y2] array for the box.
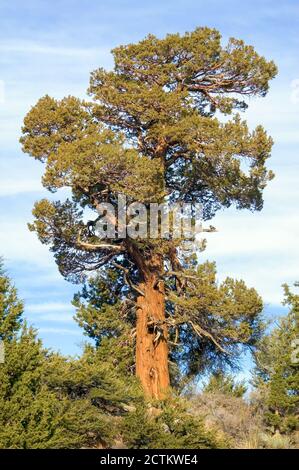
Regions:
[[189, 392, 297, 449]]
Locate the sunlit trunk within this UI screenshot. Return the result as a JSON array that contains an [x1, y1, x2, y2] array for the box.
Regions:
[[136, 276, 170, 399]]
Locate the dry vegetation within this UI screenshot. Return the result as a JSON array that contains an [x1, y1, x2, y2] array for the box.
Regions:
[[189, 392, 298, 449]]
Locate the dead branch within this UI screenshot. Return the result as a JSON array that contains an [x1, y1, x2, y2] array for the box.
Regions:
[[112, 262, 145, 297], [189, 320, 228, 354], [76, 229, 124, 252]]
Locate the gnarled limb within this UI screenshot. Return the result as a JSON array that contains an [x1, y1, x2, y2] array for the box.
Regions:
[[76, 229, 124, 252], [188, 320, 228, 354]]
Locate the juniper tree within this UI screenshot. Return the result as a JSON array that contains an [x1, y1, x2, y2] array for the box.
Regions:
[[0, 261, 141, 448], [253, 284, 299, 434], [120, 397, 227, 449], [203, 371, 247, 398], [21, 27, 277, 398], [0, 260, 23, 341]]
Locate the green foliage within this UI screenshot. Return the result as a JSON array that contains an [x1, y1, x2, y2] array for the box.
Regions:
[[203, 371, 247, 398], [168, 262, 264, 378], [0, 261, 23, 340], [1, 259, 296, 449], [72, 261, 265, 387], [0, 264, 141, 449], [0, 326, 74, 448], [253, 284, 299, 434], [121, 398, 226, 449], [74, 270, 136, 374], [0, 326, 141, 448], [45, 345, 142, 410], [89, 28, 276, 213]]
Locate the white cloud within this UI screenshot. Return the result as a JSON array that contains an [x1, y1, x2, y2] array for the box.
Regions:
[[26, 302, 73, 313], [0, 41, 109, 58], [0, 179, 43, 196], [203, 213, 299, 257], [202, 208, 299, 305], [35, 313, 74, 323], [0, 220, 53, 267], [38, 327, 81, 336]]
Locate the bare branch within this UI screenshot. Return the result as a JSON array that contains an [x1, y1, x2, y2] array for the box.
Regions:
[[112, 261, 145, 297], [76, 229, 124, 252], [165, 271, 198, 280], [189, 320, 228, 354]]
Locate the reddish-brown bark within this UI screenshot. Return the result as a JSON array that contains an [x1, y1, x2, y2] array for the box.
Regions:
[[126, 241, 170, 399], [136, 276, 170, 399]]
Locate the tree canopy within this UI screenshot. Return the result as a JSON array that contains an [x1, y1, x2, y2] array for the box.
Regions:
[[21, 27, 277, 279]]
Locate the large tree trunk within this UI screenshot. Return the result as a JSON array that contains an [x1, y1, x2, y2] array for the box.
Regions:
[[126, 242, 170, 399], [136, 275, 170, 399]]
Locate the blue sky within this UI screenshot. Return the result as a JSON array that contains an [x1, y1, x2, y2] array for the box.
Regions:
[[0, 1, 298, 365]]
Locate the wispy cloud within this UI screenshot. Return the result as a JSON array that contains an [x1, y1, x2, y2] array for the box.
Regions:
[[204, 213, 299, 257], [26, 302, 73, 313], [0, 220, 53, 267], [0, 41, 108, 58], [0, 179, 43, 196], [35, 313, 74, 323], [38, 327, 81, 336]]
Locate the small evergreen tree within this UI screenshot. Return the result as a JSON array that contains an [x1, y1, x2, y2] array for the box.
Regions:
[[253, 284, 299, 434], [203, 371, 247, 398], [0, 261, 139, 448], [121, 397, 227, 449], [0, 260, 23, 341]]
